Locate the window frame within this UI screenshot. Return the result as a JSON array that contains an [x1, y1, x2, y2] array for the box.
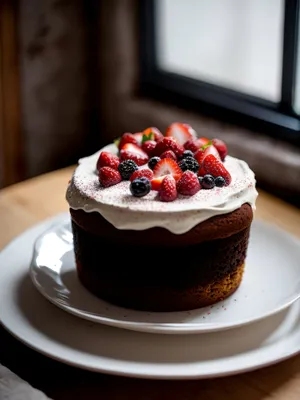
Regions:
[[139, 0, 300, 143]]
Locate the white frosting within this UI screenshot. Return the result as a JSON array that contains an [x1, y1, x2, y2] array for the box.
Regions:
[[66, 143, 258, 234]]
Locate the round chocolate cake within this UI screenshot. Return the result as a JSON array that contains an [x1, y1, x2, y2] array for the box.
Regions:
[[66, 123, 258, 311]]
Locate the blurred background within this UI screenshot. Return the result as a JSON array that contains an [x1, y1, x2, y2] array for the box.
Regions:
[[1, 0, 300, 206]]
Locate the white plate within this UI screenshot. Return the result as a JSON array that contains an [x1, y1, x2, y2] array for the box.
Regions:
[[1, 216, 300, 379], [29, 213, 300, 334]]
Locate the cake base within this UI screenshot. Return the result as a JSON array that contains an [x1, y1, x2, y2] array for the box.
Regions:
[[76, 260, 245, 311], [71, 210, 251, 311]]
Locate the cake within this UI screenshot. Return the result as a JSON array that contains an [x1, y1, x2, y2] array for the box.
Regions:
[[66, 123, 258, 312]]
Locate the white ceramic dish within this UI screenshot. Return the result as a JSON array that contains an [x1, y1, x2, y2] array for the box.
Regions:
[[29, 213, 300, 334], [1, 215, 300, 379]]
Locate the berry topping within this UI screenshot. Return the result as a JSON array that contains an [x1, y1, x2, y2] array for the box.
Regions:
[[118, 160, 138, 180], [129, 168, 154, 182], [179, 156, 199, 173], [160, 150, 177, 161], [148, 156, 161, 170], [154, 137, 185, 158], [120, 143, 149, 166], [130, 177, 151, 197], [215, 176, 226, 187], [198, 176, 203, 186], [159, 175, 177, 202], [141, 140, 157, 157], [143, 127, 164, 142], [132, 132, 144, 145], [153, 158, 182, 181], [181, 150, 194, 159], [202, 174, 215, 189], [212, 138, 228, 161], [117, 133, 138, 150], [177, 170, 201, 196], [202, 154, 232, 185], [184, 137, 210, 153], [194, 144, 221, 166], [99, 166, 122, 187], [165, 122, 197, 145], [96, 151, 120, 171]]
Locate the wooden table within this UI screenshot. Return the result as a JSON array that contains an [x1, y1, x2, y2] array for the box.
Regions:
[[1, 166, 300, 400]]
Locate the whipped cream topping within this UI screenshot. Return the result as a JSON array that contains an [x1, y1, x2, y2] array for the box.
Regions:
[[66, 143, 258, 234]]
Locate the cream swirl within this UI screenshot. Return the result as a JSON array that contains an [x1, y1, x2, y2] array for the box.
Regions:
[[66, 143, 258, 234]]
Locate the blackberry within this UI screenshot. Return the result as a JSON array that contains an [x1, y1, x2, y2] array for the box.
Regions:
[[118, 160, 138, 180], [181, 150, 194, 159], [179, 156, 199, 173], [148, 156, 161, 170], [130, 177, 151, 197], [215, 176, 226, 187], [202, 174, 215, 189]]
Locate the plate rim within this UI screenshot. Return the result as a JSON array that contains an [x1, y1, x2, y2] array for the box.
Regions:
[[29, 213, 300, 334]]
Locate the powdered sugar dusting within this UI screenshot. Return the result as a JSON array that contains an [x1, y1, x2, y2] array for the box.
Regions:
[[66, 143, 258, 234]]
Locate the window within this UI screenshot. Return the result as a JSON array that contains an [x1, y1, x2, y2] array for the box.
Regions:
[[140, 0, 300, 142]]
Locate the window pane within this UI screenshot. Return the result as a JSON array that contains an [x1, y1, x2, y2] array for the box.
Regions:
[[294, 16, 300, 113], [156, 0, 284, 102]]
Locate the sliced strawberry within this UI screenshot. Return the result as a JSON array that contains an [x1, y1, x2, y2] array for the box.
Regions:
[[152, 158, 182, 191], [202, 154, 232, 185], [160, 150, 177, 161], [141, 140, 157, 157], [153, 158, 182, 179], [159, 175, 177, 202], [118, 133, 139, 150], [143, 127, 164, 142], [132, 132, 144, 145], [184, 137, 210, 153], [154, 137, 185, 158], [194, 144, 221, 166], [96, 151, 120, 171], [99, 166, 122, 187], [177, 170, 201, 196], [129, 168, 154, 182], [120, 143, 149, 166], [165, 122, 197, 146], [212, 138, 228, 161]]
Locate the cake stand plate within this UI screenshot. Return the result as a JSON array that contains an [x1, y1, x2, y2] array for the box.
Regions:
[[1, 216, 300, 379], [28, 213, 300, 334]]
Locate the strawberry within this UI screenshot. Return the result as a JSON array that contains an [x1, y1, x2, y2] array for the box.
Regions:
[[198, 165, 206, 177], [129, 168, 154, 182], [184, 137, 210, 153], [165, 122, 197, 145], [152, 158, 182, 190], [160, 150, 177, 161], [194, 144, 221, 166], [117, 133, 139, 150], [96, 151, 120, 171], [202, 154, 232, 185], [154, 137, 185, 158], [141, 140, 157, 157], [132, 132, 144, 145], [99, 166, 122, 187], [151, 176, 164, 191], [159, 175, 177, 202], [143, 127, 164, 142], [120, 143, 149, 166], [212, 138, 228, 161], [177, 170, 201, 196]]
